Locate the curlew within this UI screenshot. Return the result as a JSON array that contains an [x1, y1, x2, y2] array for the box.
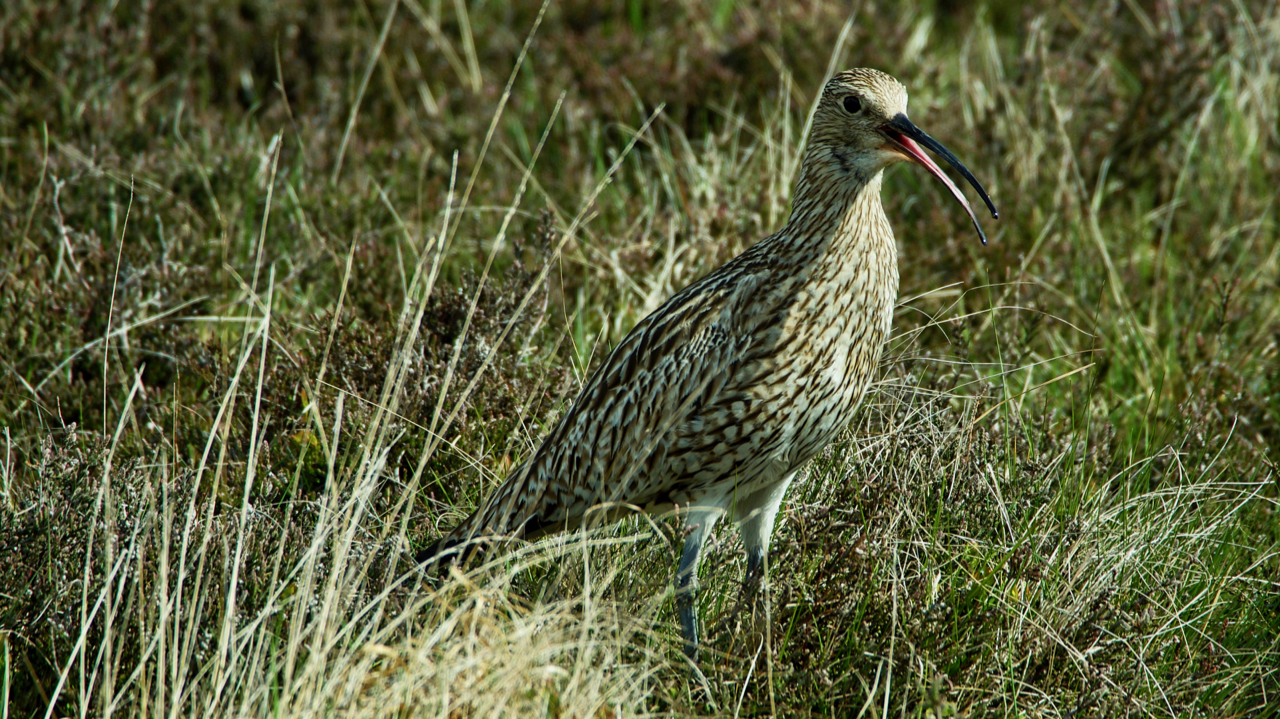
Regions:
[[418, 68, 998, 660]]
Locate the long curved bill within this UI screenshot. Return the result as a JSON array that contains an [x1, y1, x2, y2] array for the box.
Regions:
[[884, 113, 999, 245]]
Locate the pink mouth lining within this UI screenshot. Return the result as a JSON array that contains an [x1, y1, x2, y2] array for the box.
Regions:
[[886, 131, 983, 239]]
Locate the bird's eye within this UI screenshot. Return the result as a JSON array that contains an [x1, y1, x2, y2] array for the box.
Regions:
[[843, 96, 862, 114]]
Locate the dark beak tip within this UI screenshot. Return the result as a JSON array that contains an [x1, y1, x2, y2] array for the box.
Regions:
[[891, 113, 999, 239]]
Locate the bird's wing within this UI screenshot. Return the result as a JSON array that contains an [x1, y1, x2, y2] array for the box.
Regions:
[[443, 266, 766, 550]]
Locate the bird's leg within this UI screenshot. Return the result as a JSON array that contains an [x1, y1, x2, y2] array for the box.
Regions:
[[720, 474, 794, 650], [742, 544, 766, 609], [735, 474, 793, 611], [675, 538, 702, 660], [720, 543, 767, 647], [675, 510, 720, 662]]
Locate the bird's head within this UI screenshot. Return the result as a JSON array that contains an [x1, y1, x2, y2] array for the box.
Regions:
[[807, 68, 999, 243]]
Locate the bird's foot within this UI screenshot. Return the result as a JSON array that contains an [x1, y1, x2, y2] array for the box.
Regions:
[[676, 574, 701, 664], [711, 567, 768, 657]]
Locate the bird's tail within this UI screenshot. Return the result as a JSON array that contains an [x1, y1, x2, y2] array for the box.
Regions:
[[414, 527, 498, 572], [415, 464, 532, 570], [413, 535, 460, 566], [414, 517, 494, 569]]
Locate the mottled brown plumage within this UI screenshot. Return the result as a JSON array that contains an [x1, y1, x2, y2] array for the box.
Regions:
[[419, 68, 997, 659]]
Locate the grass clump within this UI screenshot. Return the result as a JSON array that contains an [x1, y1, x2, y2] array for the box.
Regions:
[[2, 0, 1278, 716]]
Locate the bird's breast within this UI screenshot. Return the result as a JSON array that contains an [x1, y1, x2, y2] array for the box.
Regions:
[[759, 243, 898, 464]]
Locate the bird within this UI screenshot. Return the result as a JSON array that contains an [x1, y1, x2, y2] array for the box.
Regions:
[[417, 68, 998, 661]]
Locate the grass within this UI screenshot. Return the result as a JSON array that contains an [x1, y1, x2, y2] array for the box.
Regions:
[[2, 0, 1279, 715]]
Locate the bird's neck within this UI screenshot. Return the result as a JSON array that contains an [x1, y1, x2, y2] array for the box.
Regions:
[[780, 165, 895, 266]]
